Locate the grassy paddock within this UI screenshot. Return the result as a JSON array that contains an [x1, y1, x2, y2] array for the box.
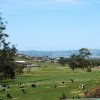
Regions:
[[0, 62, 100, 100]]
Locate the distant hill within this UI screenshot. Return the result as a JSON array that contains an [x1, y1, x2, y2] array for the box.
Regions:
[[17, 49, 100, 58]]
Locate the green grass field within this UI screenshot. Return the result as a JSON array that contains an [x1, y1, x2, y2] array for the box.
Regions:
[[0, 62, 100, 100]]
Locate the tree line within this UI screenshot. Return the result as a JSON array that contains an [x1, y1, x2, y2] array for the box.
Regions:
[[59, 48, 100, 71]]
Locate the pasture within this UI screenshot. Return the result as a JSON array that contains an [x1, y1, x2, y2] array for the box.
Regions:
[[0, 62, 100, 100]]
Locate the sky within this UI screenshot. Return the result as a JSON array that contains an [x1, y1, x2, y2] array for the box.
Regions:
[[0, 0, 100, 51]]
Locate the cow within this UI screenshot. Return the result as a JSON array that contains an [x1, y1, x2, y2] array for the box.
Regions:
[[31, 84, 36, 88], [7, 93, 12, 98], [1, 88, 5, 92], [62, 81, 65, 84], [79, 84, 85, 90], [70, 79, 74, 83], [21, 89, 25, 94]]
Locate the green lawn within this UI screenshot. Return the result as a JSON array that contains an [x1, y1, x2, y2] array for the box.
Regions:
[[0, 62, 100, 100]]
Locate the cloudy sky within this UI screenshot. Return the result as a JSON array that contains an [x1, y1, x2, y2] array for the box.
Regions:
[[0, 0, 100, 51]]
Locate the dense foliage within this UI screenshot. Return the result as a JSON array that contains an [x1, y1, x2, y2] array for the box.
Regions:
[[0, 14, 17, 79], [68, 48, 91, 70], [84, 87, 100, 98]]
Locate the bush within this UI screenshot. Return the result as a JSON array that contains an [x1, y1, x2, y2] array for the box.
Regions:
[[59, 93, 66, 100], [87, 67, 91, 72], [84, 87, 100, 98]]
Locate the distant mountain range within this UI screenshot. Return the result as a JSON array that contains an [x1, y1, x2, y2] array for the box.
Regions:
[[18, 49, 100, 58]]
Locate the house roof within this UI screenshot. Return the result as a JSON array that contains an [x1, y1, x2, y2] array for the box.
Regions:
[[14, 61, 26, 63]]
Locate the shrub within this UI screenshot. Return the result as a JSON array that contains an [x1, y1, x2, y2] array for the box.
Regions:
[[59, 93, 66, 100], [84, 87, 100, 98], [87, 67, 91, 72]]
